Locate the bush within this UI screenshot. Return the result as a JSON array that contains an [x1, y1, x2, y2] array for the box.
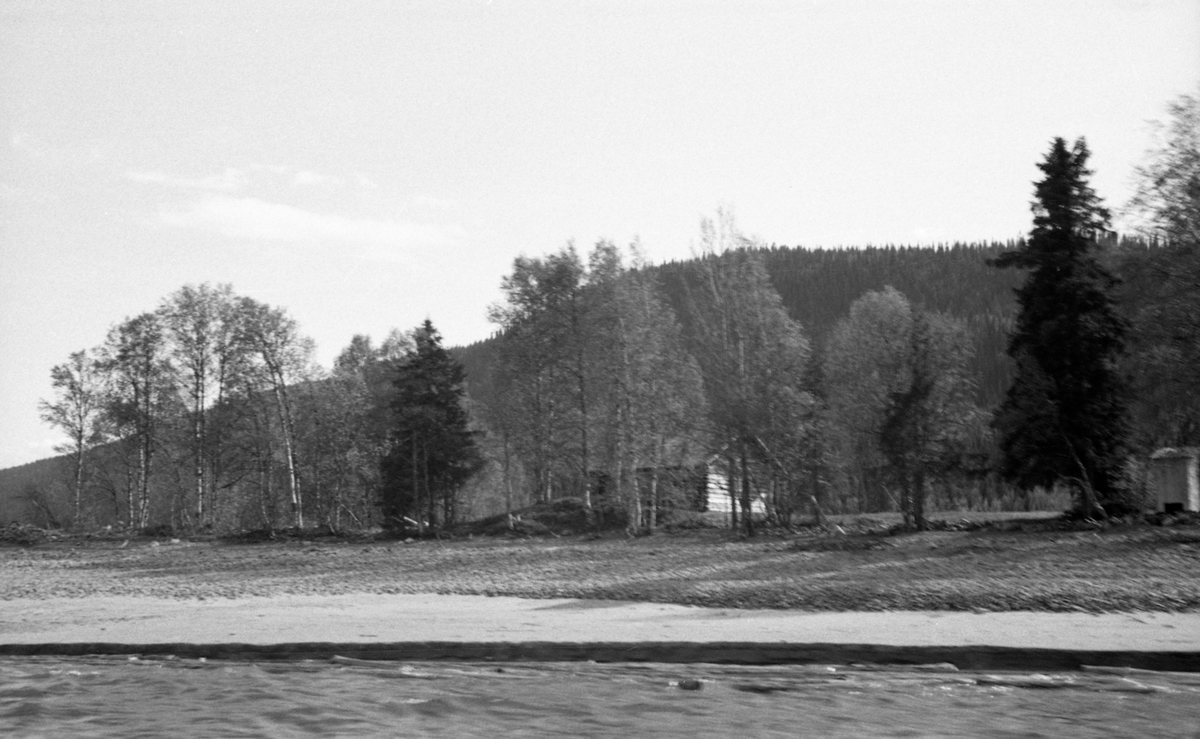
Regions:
[[457, 497, 627, 537], [0, 523, 54, 546], [1106, 457, 1154, 515], [661, 510, 721, 531], [139, 523, 176, 538]]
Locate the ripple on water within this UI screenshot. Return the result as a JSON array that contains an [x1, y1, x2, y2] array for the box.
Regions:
[[1, 658, 1198, 738]]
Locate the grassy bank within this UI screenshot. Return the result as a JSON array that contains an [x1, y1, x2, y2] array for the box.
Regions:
[[2, 513, 1198, 612]]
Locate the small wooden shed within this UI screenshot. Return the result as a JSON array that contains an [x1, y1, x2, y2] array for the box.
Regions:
[[1149, 447, 1200, 513]]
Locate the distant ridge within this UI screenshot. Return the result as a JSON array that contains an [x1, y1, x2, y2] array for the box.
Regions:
[[0, 454, 69, 524], [453, 241, 1033, 414], [5, 239, 1150, 524]]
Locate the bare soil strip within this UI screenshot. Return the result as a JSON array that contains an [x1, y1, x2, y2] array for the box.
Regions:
[[3, 524, 1199, 670], [3, 523, 1198, 612]]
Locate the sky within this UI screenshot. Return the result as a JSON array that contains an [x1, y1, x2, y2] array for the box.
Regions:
[[1, 0, 1197, 470]]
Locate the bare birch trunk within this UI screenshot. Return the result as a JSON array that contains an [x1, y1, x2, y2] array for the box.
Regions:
[[727, 454, 737, 530], [194, 390, 205, 527], [72, 446, 84, 530], [270, 381, 302, 529], [412, 435, 422, 535], [649, 435, 664, 530], [740, 441, 754, 537]]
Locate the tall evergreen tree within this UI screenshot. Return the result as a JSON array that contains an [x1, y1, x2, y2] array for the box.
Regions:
[[991, 137, 1129, 515], [381, 320, 480, 531]]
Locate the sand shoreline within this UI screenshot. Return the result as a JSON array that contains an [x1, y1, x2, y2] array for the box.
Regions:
[[2, 593, 1199, 671], [4, 529, 1199, 670], [2, 593, 1196, 649]]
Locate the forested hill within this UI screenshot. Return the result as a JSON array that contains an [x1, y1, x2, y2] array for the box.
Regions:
[[1, 238, 1152, 526], [455, 241, 1031, 412], [762, 242, 1021, 336], [0, 457, 60, 524], [656, 241, 1026, 409]]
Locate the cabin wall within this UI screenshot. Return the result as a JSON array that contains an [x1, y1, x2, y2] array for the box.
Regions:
[[1150, 452, 1200, 512]]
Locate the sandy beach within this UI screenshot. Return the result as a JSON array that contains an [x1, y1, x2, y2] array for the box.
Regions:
[[3, 530, 1200, 670], [2, 593, 1198, 652], [3, 593, 1199, 671]]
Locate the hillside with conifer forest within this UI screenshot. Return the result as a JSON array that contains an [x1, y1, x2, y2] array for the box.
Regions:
[[0, 233, 1175, 534], [457, 236, 1152, 416], [4, 87, 1197, 534]]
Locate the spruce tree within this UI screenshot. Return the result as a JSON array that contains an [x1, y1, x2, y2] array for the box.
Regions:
[[381, 320, 480, 532], [991, 137, 1129, 515]]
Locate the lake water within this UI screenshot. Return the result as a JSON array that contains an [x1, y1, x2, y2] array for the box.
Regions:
[[2, 656, 1198, 738]]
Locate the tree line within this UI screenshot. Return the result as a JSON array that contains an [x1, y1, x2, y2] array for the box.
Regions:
[[33, 286, 481, 533], [31, 88, 1200, 534], [464, 88, 1200, 530], [479, 212, 983, 534]]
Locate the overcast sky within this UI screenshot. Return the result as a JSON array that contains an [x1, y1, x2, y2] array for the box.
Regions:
[[1, 0, 1197, 470]]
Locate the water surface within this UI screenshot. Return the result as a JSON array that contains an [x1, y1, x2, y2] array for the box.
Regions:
[[2, 656, 1198, 738]]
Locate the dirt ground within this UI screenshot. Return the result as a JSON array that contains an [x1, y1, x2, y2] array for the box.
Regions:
[[3, 516, 1199, 612], [4, 593, 1198, 657]]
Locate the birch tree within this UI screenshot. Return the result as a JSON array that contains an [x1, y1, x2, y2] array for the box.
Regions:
[[97, 312, 176, 528], [825, 287, 977, 527], [39, 349, 109, 527], [682, 211, 811, 535], [591, 240, 707, 531], [488, 246, 593, 505], [159, 283, 249, 528], [237, 297, 314, 528], [304, 332, 405, 530], [1122, 89, 1200, 447]]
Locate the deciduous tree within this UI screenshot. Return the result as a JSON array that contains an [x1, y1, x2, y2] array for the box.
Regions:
[[1127, 87, 1200, 246], [825, 288, 978, 527], [590, 240, 707, 531], [237, 298, 314, 528], [682, 210, 811, 535], [1122, 89, 1200, 447], [159, 283, 248, 528], [488, 246, 593, 505], [97, 312, 176, 528], [39, 349, 109, 527]]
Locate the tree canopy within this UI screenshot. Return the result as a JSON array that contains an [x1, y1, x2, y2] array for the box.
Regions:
[[1120, 88, 1200, 448]]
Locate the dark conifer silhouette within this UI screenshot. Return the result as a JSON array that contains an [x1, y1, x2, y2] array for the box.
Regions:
[[990, 138, 1129, 516], [381, 320, 480, 531]]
